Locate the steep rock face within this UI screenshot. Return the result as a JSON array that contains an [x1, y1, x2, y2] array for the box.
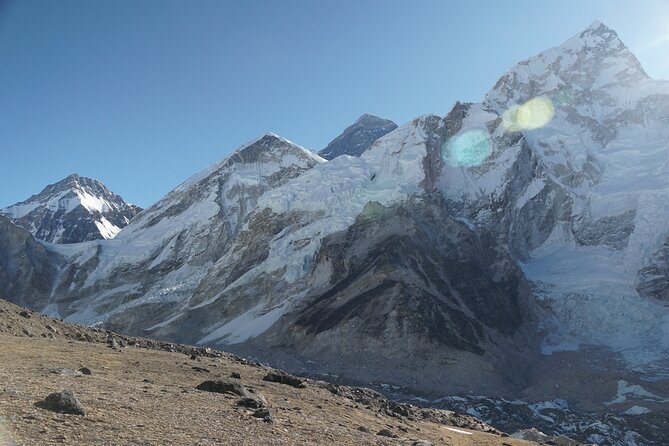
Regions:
[[1, 174, 141, 243], [637, 237, 669, 301], [250, 197, 537, 395], [318, 114, 398, 160], [0, 215, 61, 309]]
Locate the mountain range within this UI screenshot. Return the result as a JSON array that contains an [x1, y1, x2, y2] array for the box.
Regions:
[[1, 21, 668, 445]]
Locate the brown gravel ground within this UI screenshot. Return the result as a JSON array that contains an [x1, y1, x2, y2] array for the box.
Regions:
[[0, 300, 538, 446]]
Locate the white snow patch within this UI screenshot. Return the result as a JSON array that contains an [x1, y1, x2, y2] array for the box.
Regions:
[[606, 380, 668, 405], [198, 303, 286, 345], [445, 427, 473, 435], [515, 178, 545, 209], [624, 406, 651, 415], [94, 217, 121, 239]]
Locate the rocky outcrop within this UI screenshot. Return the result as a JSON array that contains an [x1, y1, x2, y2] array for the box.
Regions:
[[0, 215, 61, 310], [637, 237, 669, 300]]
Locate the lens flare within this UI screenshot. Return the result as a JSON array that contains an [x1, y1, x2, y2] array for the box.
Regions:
[[441, 127, 492, 167], [502, 96, 554, 132]]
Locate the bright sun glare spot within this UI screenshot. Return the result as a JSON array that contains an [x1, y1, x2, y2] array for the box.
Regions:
[[502, 96, 555, 132], [441, 127, 492, 167]]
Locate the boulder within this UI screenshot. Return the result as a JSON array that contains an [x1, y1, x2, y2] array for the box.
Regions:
[[37, 390, 85, 416]]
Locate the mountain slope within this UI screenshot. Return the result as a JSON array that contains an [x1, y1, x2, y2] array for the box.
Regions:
[[45, 133, 325, 326], [0, 299, 540, 446], [1, 174, 141, 244], [318, 113, 398, 160], [241, 196, 537, 396]]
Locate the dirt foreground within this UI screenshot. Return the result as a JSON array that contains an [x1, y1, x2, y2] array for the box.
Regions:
[[0, 300, 538, 446]]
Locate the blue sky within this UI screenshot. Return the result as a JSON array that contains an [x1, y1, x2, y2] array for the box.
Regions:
[[2, 0, 669, 208]]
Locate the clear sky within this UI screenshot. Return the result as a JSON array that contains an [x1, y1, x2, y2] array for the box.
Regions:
[[2, 0, 669, 208]]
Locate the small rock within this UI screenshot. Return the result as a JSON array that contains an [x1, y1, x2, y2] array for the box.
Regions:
[[237, 397, 265, 409], [191, 366, 210, 373], [387, 401, 411, 417], [37, 390, 85, 416], [262, 371, 306, 388], [78, 367, 92, 376], [357, 426, 371, 433], [252, 408, 273, 423], [511, 428, 551, 443], [412, 441, 434, 446], [48, 368, 83, 377], [196, 379, 265, 406], [19, 310, 31, 318], [230, 372, 242, 379], [377, 429, 397, 438], [325, 383, 340, 395]]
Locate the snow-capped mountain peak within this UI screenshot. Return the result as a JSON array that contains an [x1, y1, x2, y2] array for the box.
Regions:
[[443, 21, 669, 376], [88, 132, 325, 298], [227, 132, 324, 166], [1, 174, 141, 243], [485, 20, 649, 113], [174, 133, 324, 195]]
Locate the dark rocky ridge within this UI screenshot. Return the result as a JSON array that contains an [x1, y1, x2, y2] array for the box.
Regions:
[[0, 215, 62, 310], [232, 195, 538, 397], [318, 113, 398, 160]]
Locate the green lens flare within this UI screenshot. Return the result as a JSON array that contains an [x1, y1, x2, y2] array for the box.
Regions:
[[441, 128, 492, 167]]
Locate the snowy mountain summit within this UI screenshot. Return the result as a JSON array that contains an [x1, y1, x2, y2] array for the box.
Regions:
[[318, 113, 398, 160], [1, 174, 141, 243]]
